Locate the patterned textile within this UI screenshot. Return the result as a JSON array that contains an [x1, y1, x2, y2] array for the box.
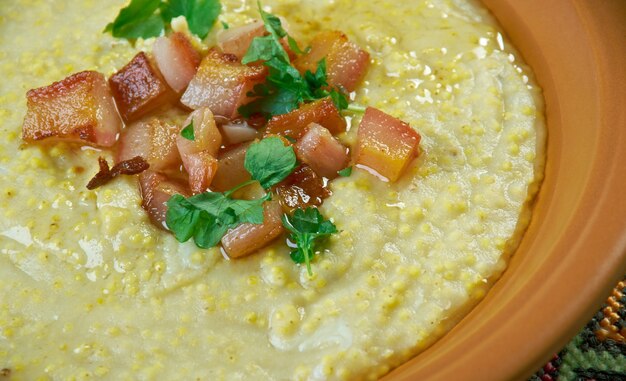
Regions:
[[531, 280, 626, 381]]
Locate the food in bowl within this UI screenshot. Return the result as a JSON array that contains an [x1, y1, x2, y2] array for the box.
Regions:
[[0, 0, 545, 379]]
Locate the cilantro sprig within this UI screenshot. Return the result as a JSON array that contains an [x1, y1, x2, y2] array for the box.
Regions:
[[237, 2, 348, 118], [166, 137, 297, 248], [282, 207, 338, 276], [105, 0, 221, 40]]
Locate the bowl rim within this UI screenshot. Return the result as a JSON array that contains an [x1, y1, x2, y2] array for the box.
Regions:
[[385, 1, 626, 380]]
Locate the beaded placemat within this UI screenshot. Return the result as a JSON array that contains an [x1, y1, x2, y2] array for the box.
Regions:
[[531, 280, 626, 381]]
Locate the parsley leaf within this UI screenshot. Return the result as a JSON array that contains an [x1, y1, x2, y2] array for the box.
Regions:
[[238, 4, 349, 118], [181, 121, 195, 140], [105, 0, 221, 40], [245, 137, 297, 189], [161, 0, 221, 39], [282, 207, 338, 276], [165, 136, 296, 249], [337, 166, 352, 177], [166, 192, 269, 248], [104, 0, 165, 39]]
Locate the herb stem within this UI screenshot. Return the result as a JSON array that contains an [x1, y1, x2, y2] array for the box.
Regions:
[[346, 103, 367, 113], [224, 179, 257, 198], [303, 245, 313, 276]]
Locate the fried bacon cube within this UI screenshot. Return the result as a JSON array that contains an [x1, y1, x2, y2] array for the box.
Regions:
[[176, 108, 222, 194], [109, 52, 177, 122], [22, 71, 122, 147], [153, 32, 201, 93], [116, 117, 181, 171], [294, 31, 370, 92], [181, 49, 267, 119], [354, 107, 421, 182], [210, 143, 251, 192], [295, 123, 349, 179], [221, 201, 285, 259], [139, 171, 191, 229], [217, 20, 266, 60], [274, 165, 331, 213], [217, 19, 295, 61], [265, 98, 346, 140]]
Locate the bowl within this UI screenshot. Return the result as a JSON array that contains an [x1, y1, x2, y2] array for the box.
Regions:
[[384, 1, 626, 380]]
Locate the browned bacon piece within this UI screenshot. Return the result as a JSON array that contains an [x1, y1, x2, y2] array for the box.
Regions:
[[217, 19, 295, 61], [221, 201, 284, 258], [86, 156, 149, 190], [294, 31, 370, 92], [22, 71, 122, 147], [210, 143, 250, 192], [153, 32, 201, 93], [274, 165, 331, 213], [217, 20, 266, 60], [295, 123, 349, 179], [139, 171, 191, 229], [265, 98, 346, 140], [219, 120, 259, 145], [176, 108, 222, 194], [109, 52, 177, 122], [116, 117, 181, 171], [354, 107, 421, 182], [181, 49, 267, 119]]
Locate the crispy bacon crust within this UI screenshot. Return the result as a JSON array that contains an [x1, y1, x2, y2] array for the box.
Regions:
[[274, 165, 331, 213], [22, 71, 122, 147], [265, 98, 346, 140], [109, 52, 177, 122], [86, 156, 149, 190], [181, 49, 267, 118]]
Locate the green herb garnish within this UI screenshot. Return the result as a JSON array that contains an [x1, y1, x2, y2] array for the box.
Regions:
[[221, 20, 230, 29], [180, 121, 195, 140], [105, 0, 221, 40], [166, 137, 297, 248], [237, 2, 348, 118], [282, 207, 338, 276], [337, 166, 352, 177]]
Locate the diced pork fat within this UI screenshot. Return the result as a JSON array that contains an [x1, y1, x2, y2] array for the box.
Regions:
[[354, 107, 421, 182], [295, 123, 349, 179], [221, 201, 284, 258], [22, 71, 122, 147], [139, 171, 191, 229], [116, 117, 181, 171], [153, 32, 201, 93], [217, 20, 266, 60], [274, 165, 331, 213], [294, 31, 370, 92], [176, 108, 222, 194], [181, 49, 267, 119], [219, 120, 259, 145], [210, 143, 250, 192], [265, 97, 346, 140], [109, 52, 177, 122]]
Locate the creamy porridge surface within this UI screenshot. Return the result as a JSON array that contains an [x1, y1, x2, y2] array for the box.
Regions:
[[0, 0, 545, 380]]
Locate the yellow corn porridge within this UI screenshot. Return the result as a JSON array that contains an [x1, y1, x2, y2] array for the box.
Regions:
[[0, 0, 545, 380]]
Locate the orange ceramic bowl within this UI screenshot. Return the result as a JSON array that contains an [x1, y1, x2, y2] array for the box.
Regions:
[[384, 1, 626, 380]]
